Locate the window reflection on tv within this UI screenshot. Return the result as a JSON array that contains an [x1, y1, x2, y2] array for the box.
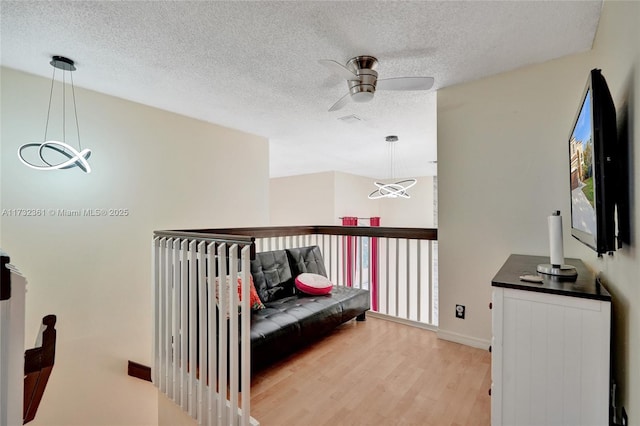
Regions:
[[569, 89, 597, 237]]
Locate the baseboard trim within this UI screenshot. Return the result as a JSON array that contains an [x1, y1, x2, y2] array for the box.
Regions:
[[128, 360, 152, 382], [367, 311, 438, 332], [437, 329, 491, 350]]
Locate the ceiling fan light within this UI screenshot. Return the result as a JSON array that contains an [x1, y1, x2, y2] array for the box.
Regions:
[[351, 91, 374, 103]]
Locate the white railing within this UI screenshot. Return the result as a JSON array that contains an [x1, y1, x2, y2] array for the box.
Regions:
[[152, 233, 258, 426], [0, 253, 27, 426], [253, 228, 438, 328]]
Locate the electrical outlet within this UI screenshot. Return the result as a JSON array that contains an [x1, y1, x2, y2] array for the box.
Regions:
[[455, 304, 465, 319]]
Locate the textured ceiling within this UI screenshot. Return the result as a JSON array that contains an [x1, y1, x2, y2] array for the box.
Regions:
[[0, 1, 601, 179]]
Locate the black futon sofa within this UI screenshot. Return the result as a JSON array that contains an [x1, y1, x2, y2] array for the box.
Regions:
[[248, 246, 370, 371]]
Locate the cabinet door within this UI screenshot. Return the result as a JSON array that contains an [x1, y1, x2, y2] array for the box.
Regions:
[[492, 288, 610, 426]]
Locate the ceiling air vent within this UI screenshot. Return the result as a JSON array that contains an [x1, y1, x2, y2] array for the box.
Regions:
[[337, 114, 362, 124]]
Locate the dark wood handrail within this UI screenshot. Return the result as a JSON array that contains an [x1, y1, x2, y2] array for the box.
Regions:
[[316, 226, 437, 240], [172, 225, 438, 241], [153, 230, 256, 245], [23, 315, 57, 425], [154, 227, 436, 263]]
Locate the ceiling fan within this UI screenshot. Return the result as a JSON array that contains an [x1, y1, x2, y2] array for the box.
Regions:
[[319, 55, 434, 112]]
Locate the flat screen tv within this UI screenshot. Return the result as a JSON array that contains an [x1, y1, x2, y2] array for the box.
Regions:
[[568, 69, 617, 254]]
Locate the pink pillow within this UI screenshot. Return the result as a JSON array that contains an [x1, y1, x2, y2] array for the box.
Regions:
[[295, 273, 333, 295]]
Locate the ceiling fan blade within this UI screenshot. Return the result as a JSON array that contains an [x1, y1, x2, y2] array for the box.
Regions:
[[328, 92, 351, 112], [318, 59, 359, 80], [376, 76, 434, 91]]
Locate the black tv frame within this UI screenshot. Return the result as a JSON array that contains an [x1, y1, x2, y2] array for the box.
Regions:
[[568, 69, 617, 255]]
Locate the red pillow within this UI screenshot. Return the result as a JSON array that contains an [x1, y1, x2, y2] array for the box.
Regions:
[[295, 273, 333, 295], [215, 274, 265, 312]]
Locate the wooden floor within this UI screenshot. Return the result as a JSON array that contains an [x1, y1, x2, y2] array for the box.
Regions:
[[250, 317, 491, 426]]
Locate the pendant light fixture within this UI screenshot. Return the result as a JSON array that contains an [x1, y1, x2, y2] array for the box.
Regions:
[[18, 56, 92, 173], [368, 135, 417, 199]]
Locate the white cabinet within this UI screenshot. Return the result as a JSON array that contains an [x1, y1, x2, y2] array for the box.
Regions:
[[491, 255, 611, 426]]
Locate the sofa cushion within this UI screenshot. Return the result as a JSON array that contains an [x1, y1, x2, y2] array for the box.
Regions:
[[249, 285, 370, 371], [250, 250, 294, 303], [333, 286, 370, 322], [287, 246, 328, 277], [295, 273, 333, 295]]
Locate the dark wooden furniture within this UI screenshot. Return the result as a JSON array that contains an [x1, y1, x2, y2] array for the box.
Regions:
[[491, 253, 611, 301], [23, 315, 57, 424]]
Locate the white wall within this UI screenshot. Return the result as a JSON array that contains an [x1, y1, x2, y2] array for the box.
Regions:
[[379, 175, 435, 227], [0, 67, 269, 425], [269, 171, 335, 225], [438, 0, 639, 417], [334, 171, 380, 225], [270, 171, 435, 227]]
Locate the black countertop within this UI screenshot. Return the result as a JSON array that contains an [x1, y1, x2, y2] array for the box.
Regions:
[[491, 254, 611, 302]]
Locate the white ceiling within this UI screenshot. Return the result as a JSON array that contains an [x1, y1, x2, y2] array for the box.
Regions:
[[1, 1, 601, 179]]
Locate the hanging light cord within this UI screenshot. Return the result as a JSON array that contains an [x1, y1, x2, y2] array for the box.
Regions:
[[62, 68, 66, 144], [389, 141, 395, 179], [70, 69, 81, 150], [43, 67, 56, 142], [43, 65, 81, 151]]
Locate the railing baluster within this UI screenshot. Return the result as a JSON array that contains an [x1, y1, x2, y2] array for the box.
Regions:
[[323, 235, 328, 279], [217, 244, 228, 426], [240, 246, 251, 426], [385, 237, 390, 315], [336, 235, 347, 285], [416, 240, 422, 321], [197, 242, 207, 425], [428, 241, 433, 325], [229, 245, 239, 426], [367, 236, 372, 294], [159, 238, 167, 393], [406, 239, 410, 320], [153, 238, 160, 386], [324, 235, 329, 282], [180, 240, 188, 409], [357, 236, 362, 290], [207, 243, 217, 426], [172, 239, 180, 401], [164, 238, 173, 396], [188, 240, 197, 417], [395, 238, 400, 317]]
